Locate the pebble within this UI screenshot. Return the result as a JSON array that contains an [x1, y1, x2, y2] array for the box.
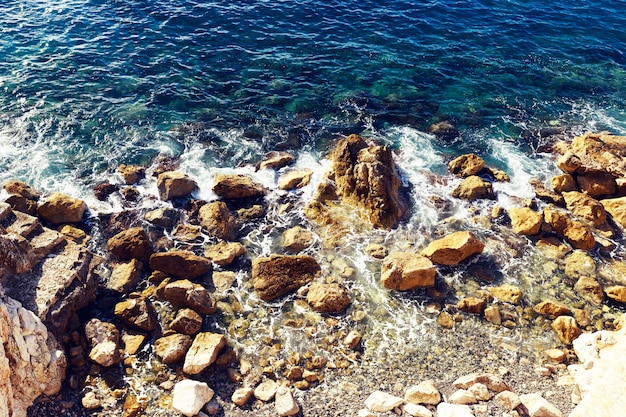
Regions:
[[254, 379, 279, 402], [449, 389, 477, 405], [519, 393, 563, 417], [468, 382, 491, 401], [405, 380, 441, 405], [81, 392, 101, 410], [494, 391, 521, 410], [436, 402, 475, 417], [232, 387, 254, 407]]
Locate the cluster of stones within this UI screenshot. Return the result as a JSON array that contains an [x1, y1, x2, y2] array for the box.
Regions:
[[360, 372, 563, 417]]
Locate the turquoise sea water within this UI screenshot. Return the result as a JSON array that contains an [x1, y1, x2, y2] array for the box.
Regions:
[[1, 0, 626, 195]]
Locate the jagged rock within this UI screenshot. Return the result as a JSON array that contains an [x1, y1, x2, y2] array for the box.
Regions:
[[252, 255, 321, 301], [275, 386, 299, 416], [381, 252, 436, 291], [306, 282, 350, 313], [84, 318, 122, 367], [551, 174, 577, 193], [600, 196, 626, 229], [452, 372, 509, 392], [144, 207, 178, 229], [488, 284, 523, 304], [161, 279, 194, 307], [564, 250, 596, 279], [204, 241, 246, 266], [171, 379, 214, 417], [519, 393, 563, 417], [0, 292, 66, 417], [364, 390, 404, 412], [259, 151, 296, 170], [154, 333, 192, 365], [530, 178, 565, 206], [199, 201, 240, 241], [556, 152, 582, 174], [562, 191, 606, 227], [107, 227, 154, 262], [172, 223, 202, 243], [551, 315, 581, 344], [121, 332, 145, 355], [507, 207, 543, 235], [282, 226, 315, 252], [405, 380, 441, 405], [237, 204, 265, 220], [5, 195, 38, 215], [577, 171, 616, 198], [448, 154, 485, 177], [468, 383, 491, 401], [534, 300, 572, 318], [451, 176, 494, 200], [212, 173, 268, 199], [157, 171, 198, 201], [535, 237, 572, 259], [605, 285, 626, 302], [422, 231, 484, 265], [93, 181, 119, 201], [543, 205, 595, 251], [428, 120, 459, 139], [574, 276, 604, 305], [117, 164, 145, 185], [232, 387, 254, 407], [161, 280, 217, 314], [484, 305, 502, 325], [278, 169, 312, 190], [554, 132, 626, 176], [149, 251, 212, 280], [114, 296, 158, 332], [436, 403, 474, 417], [36, 192, 86, 224], [107, 259, 143, 293], [343, 330, 362, 349], [494, 391, 520, 410], [254, 379, 278, 402], [170, 308, 203, 335], [182, 332, 226, 375], [3, 180, 41, 200], [458, 297, 486, 315]]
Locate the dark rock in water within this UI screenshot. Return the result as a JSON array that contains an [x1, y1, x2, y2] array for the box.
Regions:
[[428, 120, 459, 139], [5, 195, 38, 215], [149, 250, 212, 280], [144, 207, 179, 229], [199, 201, 240, 241], [258, 151, 296, 171], [121, 186, 141, 202], [93, 181, 119, 201], [212, 173, 268, 199], [3, 180, 42, 200], [114, 296, 158, 332], [243, 126, 263, 140], [170, 308, 203, 335], [107, 227, 154, 262], [185, 284, 217, 314], [252, 254, 321, 301]]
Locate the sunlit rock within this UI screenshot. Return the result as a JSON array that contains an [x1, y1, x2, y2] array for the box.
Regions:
[[171, 379, 214, 417], [114, 296, 158, 332], [117, 164, 145, 185], [605, 285, 626, 303], [562, 191, 606, 227], [282, 226, 315, 252], [543, 205, 595, 251], [169, 308, 203, 335], [107, 259, 143, 293], [519, 393, 563, 417], [204, 241, 246, 266], [306, 282, 350, 313], [85, 318, 122, 367], [452, 372, 509, 392], [451, 176, 494, 200], [37, 192, 86, 224], [182, 332, 226, 375], [551, 174, 577, 193], [600, 196, 626, 229], [448, 154, 485, 177], [107, 227, 154, 262], [573, 276, 604, 306], [534, 300, 572, 318], [488, 284, 523, 305], [154, 333, 192, 365], [149, 250, 212, 280], [199, 201, 240, 241], [551, 315, 581, 344], [422, 231, 484, 265], [258, 151, 295, 171], [278, 169, 312, 190], [364, 390, 404, 412], [577, 171, 616, 198], [252, 254, 321, 301], [275, 386, 299, 416], [507, 207, 543, 235], [381, 252, 436, 291], [157, 170, 198, 201], [212, 173, 268, 199], [405, 380, 441, 405]]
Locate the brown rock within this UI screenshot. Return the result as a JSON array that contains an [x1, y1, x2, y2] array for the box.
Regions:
[[577, 171, 616, 198], [484, 305, 502, 325], [123, 394, 146, 417], [458, 297, 486, 314], [544, 206, 595, 251], [149, 251, 212, 280], [37, 192, 87, 224], [448, 154, 485, 177], [5, 194, 38, 215], [108, 259, 143, 293], [508, 207, 543, 235], [451, 176, 494, 200], [85, 318, 122, 367], [551, 316, 581, 344], [534, 300, 572, 318], [172, 223, 202, 243], [422, 231, 484, 265], [93, 181, 119, 201], [107, 227, 154, 262], [428, 120, 459, 139], [306, 282, 350, 313], [144, 208, 178, 229], [278, 169, 312, 190], [199, 201, 240, 241], [185, 284, 217, 314], [557, 152, 582, 174], [488, 284, 523, 305], [380, 252, 436, 291], [551, 174, 577, 193], [452, 373, 509, 392], [117, 164, 145, 185], [605, 286, 626, 303], [183, 332, 227, 374], [564, 250, 596, 279], [530, 178, 565, 206], [114, 297, 158, 332], [212, 173, 268, 199], [237, 204, 265, 220], [282, 226, 315, 252], [574, 276, 604, 305], [4, 180, 41, 200], [365, 243, 388, 259], [600, 197, 626, 229], [437, 312, 454, 329], [157, 171, 198, 201], [212, 271, 236, 297], [154, 333, 192, 365], [170, 308, 203, 335], [535, 237, 571, 259], [252, 255, 321, 301], [161, 279, 195, 307], [563, 191, 606, 227], [121, 333, 146, 355], [205, 241, 246, 266], [259, 151, 296, 170]]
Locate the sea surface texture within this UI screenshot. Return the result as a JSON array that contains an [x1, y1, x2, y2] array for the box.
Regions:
[[2, 1, 626, 416]]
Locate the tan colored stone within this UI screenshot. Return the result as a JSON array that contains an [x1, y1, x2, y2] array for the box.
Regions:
[[484, 305, 502, 325], [212, 173, 268, 199], [205, 241, 246, 266], [199, 201, 240, 241], [574, 276, 604, 305], [530, 178, 565, 205], [85, 319, 122, 367], [259, 151, 296, 171], [108, 259, 143, 293], [448, 154, 485, 177], [577, 171, 616, 198], [535, 237, 571, 260], [278, 169, 312, 190], [552, 316, 581, 344], [551, 174, 577, 193], [183, 332, 227, 375], [563, 191, 606, 227], [117, 164, 145, 185], [449, 389, 477, 405], [494, 391, 520, 410], [157, 171, 198, 201], [452, 372, 509, 392], [107, 227, 154, 262], [306, 282, 350, 313], [458, 297, 486, 315], [422, 231, 484, 265], [544, 205, 595, 251], [171, 379, 214, 417], [544, 348, 566, 363], [488, 284, 523, 305], [254, 379, 278, 402], [114, 297, 157, 332], [252, 255, 321, 301], [170, 308, 203, 335], [37, 192, 86, 224], [282, 226, 315, 252], [508, 207, 543, 235], [381, 252, 436, 291], [564, 250, 596, 279], [601, 196, 626, 229], [437, 312, 454, 329], [232, 387, 254, 407], [343, 330, 362, 349], [121, 333, 145, 355], [451, 176, 494, 200], [519, 393, 563, 417], [365, 243, 388, 259], [405, 380, 441, 405], [534, 300, 572, 318], [605, 285, 626, 303], [275, 386, 299, 416], [365, 390, 404, 412], [154, 333, 192, 365]]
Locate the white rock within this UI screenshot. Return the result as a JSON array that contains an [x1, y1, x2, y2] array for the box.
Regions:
[[449, 389, 478, 405], [494, 391, 521, 410], [275, 386, 299, 416], [357, 409, 376, 417], [519, 393, 563, 417], [404, 402, 433, 417], [405, 380, 441, 405], [232, 387, 254, 407], [436, 402, 475, 417], [364, 390, 404, 412], [254, 379, 278, 402], [171, 379, 214, 417], [468, 383, 491, 401]]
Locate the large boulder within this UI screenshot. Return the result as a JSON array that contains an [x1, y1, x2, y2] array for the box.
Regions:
[[252, 255, 321, 301], [212, 173, 268, 199], [157, 171, 198, 201], [149, 251, 212, 280], [380, 252, 436, 291], [306, 282, 350, 313], [562, 191, 606, 227], [577, 171, 616, 198], [258, 151, 296, 171], [107, 227, 154, 262], [448, 154, 485, 177], [36, 192, 86, 224], [421, 231, 485, 265], [451, 176, 495, 200], [600, 196, 626, 229], [543, 206, 595, 251], [507, 207, 543, 235], [554, 132, 626, 177], [199, 201, 240, 241]]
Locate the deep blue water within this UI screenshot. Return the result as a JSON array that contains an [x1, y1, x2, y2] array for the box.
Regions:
[[1, 0, 626, 194]]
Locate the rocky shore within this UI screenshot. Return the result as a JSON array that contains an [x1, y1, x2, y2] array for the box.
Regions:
[[1, 131, 626, 417]]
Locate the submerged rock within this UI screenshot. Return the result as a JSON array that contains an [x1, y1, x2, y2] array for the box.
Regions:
[[306, 282, 350, 313], [428, 120, 459, 139], [422, 231, 484, 265], [252, 254, 321, 301]]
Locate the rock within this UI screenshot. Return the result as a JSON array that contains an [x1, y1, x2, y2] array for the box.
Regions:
[[458, 297, 486, 315], [494, 391, 521, 410], [171, 379, 214, 417], [185, 284, 217, 314], [144, 207, 178, 229], [543, 205, 595, 251], [574, 276, 604, 305], [452, 372, 509, 392], [85, 318, 122, 367], [404, 403, 433, 417], [161, 279, 194, 307], [237, 204, 266, 219], [282, 226, 315, 252], [422, 231, 484, 265], [252, 255, 321, 301], [199, 201, 240, 241], [117, 164, 146, 185], [544, 348, 567, 363], [551, 174, 577, 193], [123, 394, 146, 417], [343, 330, 362, 349], [519, 393, 563, 417], [149, 251, 212, 280], [530, 178, 566, 206], [508, 207, 543, 235], [534, 300, 572, 318], [556, 152, 582, 174], [365, 243, 388, 259], [170, 308, 203, 335], [564, 250, 596, 279], [577, 171, 616, 198], [405, 380, 441, 405], [154, 333, 192, 365], [562, 191, 606, 227], [606, 285, 626, 302], [254, 379, 279, 402], [108, 259, 143, 293], [364, 390, 404, 412], [4, 180, 41, 200], [275, 386, 299, 416], [449, 389, 477, 405], [488, 284, 523, 305], [535, 237, 571, 260], [306, 282, 350, 313], [451, 176, 495, 200], [182, 332, 227, 375], [551, 315, 581, 344], [212, 173, 268, 199], [436, 403, 474, 417], [600, 196, 626, 229], [121, 332, 145, 355], [157, 171, 198, 201], [114, 297, 158, 332], [278, 169, 312, 190], [259, 151, 296, 170], [484, 305, 502, 325], [428, 120, 459, 139], [93, 181, 119, 201], [205, 241, 246, 266], [107, 227, 154, 262], [5, 194, 38, 215], [212, 271, 236, 297], [36, 192, 86, 224], [232, 387, 254, 407], [448, 154, 485, 177], [381, 252, 436, 291], [437, 312, 454, 329], [0, 292, 66, 417], [468, 383, 491, 401]]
